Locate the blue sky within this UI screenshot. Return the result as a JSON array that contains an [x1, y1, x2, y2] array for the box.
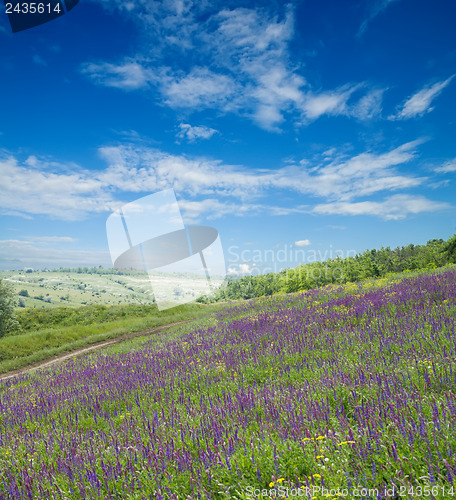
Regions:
[[0, 0, 455, 273]]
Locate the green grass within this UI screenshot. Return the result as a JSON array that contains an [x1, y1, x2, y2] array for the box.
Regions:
[[1, 268, 456, 498], [0, 269, 158, 309], [0, 302, 225, 374], [2, 266, 453, 376]]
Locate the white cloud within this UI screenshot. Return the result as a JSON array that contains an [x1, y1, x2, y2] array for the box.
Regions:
[[351, 88, 385, 120], [273, 139, 426, 201], [81, 61, 152, 90], [358, 0, 400, 36], [302, 86, 358, 120], [390, 76, 454, 120], [81, 3, 382, 131], [176, 198, 310, 221], [97, 139, 426, 204], [177, 199, 244, 220], [0, 139, 449, 222], [207, 6, 306, 129], [302, 85, 386, 121], [0, 154, 116, 220], [227, 263, 253, 275], [295, 239, 311, 247], [28, 236, 77, 243], [435, 158, 456, 174], [177, 123, 218, 142], [313, 194, 450, 220], [161, 68, 236, 108], [0, 239, 111, 270]]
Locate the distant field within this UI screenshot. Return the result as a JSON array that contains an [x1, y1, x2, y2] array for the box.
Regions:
[[0, 270, 159, 308]]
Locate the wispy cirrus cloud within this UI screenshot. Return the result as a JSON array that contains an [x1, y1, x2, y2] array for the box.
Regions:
[[350, 88, 385, 120], [301, 86, 386, 122], [176, 198, 310, 222], [81, 60, 152, 90], [81, 2, 386, 131], [160, 67, 237, 109], [435, 158, 456, 174], [28, 236, 77, 243], [0, 138, 449, 222], [358, 0, 400, 36], [313, 194, 450, 220], [0, 154, 117, 220], [390, 76, 454, 120], [96, 138, 426, 203], [301, 86, 358, 120]]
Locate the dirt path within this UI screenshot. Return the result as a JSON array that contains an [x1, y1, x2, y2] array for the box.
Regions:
[[0, 321, 188, 383]]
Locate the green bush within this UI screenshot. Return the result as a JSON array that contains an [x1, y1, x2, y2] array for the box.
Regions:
[[0, 278, 20, 337]]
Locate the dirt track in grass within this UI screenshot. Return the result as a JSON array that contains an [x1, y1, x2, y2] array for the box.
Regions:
[[0, 321, 188, 383]]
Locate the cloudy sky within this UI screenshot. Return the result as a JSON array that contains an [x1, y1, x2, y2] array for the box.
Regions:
[[0, 0, 455, 272]]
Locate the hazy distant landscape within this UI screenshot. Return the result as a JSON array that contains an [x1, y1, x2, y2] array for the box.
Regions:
[[0, 268, 217, 309], [0, 269, 154, 308], [3, 235, 456, 311]]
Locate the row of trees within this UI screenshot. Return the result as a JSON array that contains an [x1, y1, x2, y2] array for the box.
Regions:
[[212, 235, 456, 301], [20, 266, 133, 275], [1, 235, 456, 335]]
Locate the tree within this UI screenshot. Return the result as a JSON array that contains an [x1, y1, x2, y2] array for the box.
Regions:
[[0, 278, 19, 337], [443, 234, 456, 263]]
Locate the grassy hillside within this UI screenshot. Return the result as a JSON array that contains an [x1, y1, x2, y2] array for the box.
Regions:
[[213, 235, 456, 302], [1, 267, 455, 498], [0, 302, 224, 374], [0, 269, 156, 309]]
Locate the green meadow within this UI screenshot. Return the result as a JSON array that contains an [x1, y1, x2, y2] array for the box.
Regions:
[[1, 267, 456, 499], [0, 269, 157, 309]]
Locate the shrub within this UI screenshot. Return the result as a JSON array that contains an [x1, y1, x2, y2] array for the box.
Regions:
[[0, 278, 20, 337], [18, 289, 29, 297]]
